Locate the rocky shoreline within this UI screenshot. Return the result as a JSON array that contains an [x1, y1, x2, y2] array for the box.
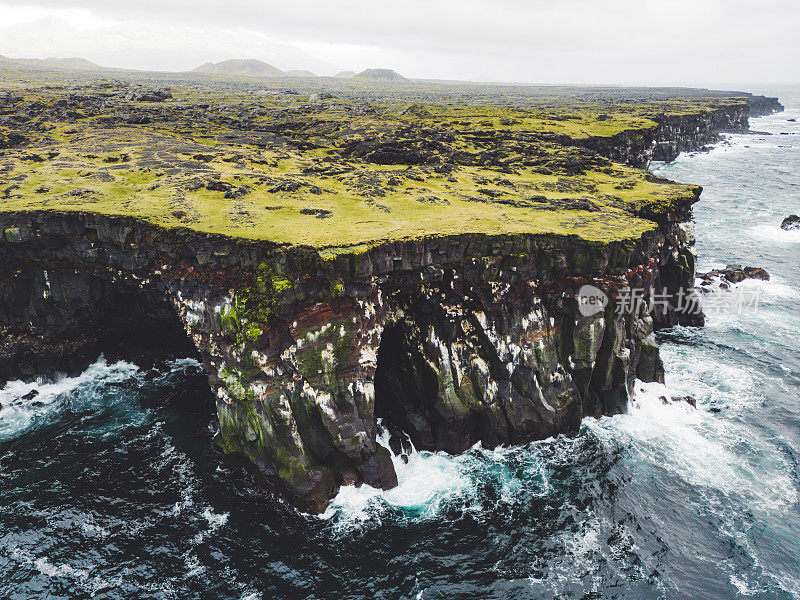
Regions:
[[0, 91, 783, 512], [576, 95, 783, 169]]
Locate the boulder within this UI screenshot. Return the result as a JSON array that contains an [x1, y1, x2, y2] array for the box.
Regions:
[[268, 180, 302, 193], [206, 180, 234, 193], [659, 394, 696, 408], [780, 214, 800, 231], [224, 185, 253, 199], [358, 446, 398, 490]]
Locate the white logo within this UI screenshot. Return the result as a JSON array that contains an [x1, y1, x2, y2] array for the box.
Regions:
[[576, 284, 608, 317]]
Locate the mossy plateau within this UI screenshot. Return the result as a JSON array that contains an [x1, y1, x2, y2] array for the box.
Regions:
[[0, 80, 726, 249]]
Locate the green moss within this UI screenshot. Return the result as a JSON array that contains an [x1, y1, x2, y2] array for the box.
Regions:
[[0, 82, 735, 248]]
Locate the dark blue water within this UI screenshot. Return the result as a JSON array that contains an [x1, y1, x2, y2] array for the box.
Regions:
[[1, 89, 799, 600]]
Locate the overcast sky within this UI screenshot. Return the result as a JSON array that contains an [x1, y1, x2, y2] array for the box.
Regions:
[[0, 0, 798, 84]]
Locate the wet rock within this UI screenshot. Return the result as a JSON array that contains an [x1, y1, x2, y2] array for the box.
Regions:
[[697, 264, 770, 285], [780, 214, 800, 230], [358, 446, 398, 490], [659, 395, 697, 408], [20, 389, 39, 401]]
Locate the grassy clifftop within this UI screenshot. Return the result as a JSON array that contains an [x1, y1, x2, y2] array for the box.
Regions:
[[0, 79, 729, 250]]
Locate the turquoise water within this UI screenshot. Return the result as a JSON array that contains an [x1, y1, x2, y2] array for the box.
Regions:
[[1, 88, 798, 599]]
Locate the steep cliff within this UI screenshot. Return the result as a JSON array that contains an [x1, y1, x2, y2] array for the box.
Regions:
[[575, 95, 783, 168], [0, 192, 699, 512]]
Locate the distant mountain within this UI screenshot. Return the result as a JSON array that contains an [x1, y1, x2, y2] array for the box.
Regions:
[[0, 55, 104, 71], [0, 17, 339, 75], [285, 69, 317, 78], [354, 68, 407, 81], [191, 59, 284, 77], [333, 70, 356, 78]]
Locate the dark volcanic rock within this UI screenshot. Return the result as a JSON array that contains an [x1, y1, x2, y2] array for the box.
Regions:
[[125, 114, 152, 125], [268, 180, 302, 193], [0, 206, 699, 512], [659, 395, 697, 408], [0, 132, 27, 149], [125, 89, 173, 103], [697, 264, 770, 286], [358, 446, 398, 490], [20, 389, 39, 401], [206, 180, 234, 193], [780, 214, 800, 230], [224, 185, 253, 199], [299, 208, 332, 218]]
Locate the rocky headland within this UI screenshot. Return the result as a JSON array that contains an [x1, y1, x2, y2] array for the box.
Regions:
[[0, 71, 783, 511]]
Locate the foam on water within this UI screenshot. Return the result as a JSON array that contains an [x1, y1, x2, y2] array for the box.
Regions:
[[321, 429, 480, 528], [322, 425, 554, 532], [750, 223, 800, 244], [0, 357, 141, 440]]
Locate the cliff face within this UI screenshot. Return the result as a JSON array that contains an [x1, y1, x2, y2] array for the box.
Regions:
[[577, 96, 783, 168], [0, 193, 698, 511]]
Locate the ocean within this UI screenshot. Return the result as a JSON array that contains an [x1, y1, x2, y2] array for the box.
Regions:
[[1, 86, 798, 600]]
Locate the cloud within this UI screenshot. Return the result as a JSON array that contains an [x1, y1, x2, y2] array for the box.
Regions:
[[0, 0, 798, 83]]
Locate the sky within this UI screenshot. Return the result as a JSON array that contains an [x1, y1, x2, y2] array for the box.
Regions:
[[0, 0, 798, 84]]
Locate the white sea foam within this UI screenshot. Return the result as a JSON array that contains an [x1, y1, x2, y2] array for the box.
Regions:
[[0, 357, 140, 440], [320, 425, 553, 532], [80, 520, 111, 538], [10, 545, 122, 596], [321, 432, 476, 528], [202, 506, 229, 530], [192, 506, 230, 545], [749, 224, 800, 244]]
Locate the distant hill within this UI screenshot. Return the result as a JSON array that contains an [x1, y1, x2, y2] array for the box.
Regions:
[[190, 59, 284, 77], [334, 70, 356, 78], [0, 17, 339, 74], [0, 55, 104, 71], [354, 68, 407, 81], [285, 69, 317, 78]]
